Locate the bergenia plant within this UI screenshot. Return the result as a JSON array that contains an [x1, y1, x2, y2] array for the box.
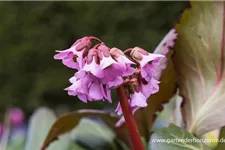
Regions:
[[52, 31, 176, 149], [38, 1, 225, 150]]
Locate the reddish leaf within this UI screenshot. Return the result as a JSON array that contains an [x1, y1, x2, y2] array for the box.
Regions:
[[41, 109, 131, 150]]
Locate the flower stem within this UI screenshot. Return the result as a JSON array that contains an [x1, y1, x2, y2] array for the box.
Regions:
[[89, 36, 103, 43], [116, 85, 145, 150]]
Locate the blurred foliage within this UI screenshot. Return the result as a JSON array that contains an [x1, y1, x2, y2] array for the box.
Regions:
[[0, 1, 188, 116], [6, 107, 127, 150]]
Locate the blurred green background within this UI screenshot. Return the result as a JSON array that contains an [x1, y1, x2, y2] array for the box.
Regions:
[[0, 1, 188, 118]]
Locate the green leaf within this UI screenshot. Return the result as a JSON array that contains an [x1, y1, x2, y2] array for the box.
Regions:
[[41, 109, 132, 150], [152, 90, 184, 131], [71, 118, 117, 150], [25, 107, 71, 150], [6, 131, 25, 150], [173, 1, 225, 136], [150, 124, 211, 150], [216, 127, 225, 150]]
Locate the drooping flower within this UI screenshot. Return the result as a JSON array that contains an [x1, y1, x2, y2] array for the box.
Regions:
[[110, 47, 135, 76], [82, 48, 104, 78], [65, 72, 90, 103], [54, 37, 91, 69], [98, 44, 118, 70], [115, 78, 149, 115], [130, 47, 164, 82], [65, 70, 112, 103], [130, 92, 147, 107], [140, 78, 160, 98]]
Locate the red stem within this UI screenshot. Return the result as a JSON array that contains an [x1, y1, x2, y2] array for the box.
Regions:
[[116, 85, 145, 150]]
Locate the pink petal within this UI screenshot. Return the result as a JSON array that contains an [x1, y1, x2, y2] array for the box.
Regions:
[[54, 51, 70, 59], [82, 60, 104, 78], [130, 92, 147, 107], [100, 56, 116, 69], [77, 94, 88, 103], [117, 55, 134, 65], [123, 65, 135, 76], [89, 82, 104, 100], [108, 77, 123, 88], [62, 58, 79, 69], [69, 76, 77, 83], [115, 103, 123, 115], [149, 78, 160, 94], [75, 70, 86, 79], [140, 54, 164, 68], [102, 87, 112, 103], [141, 78, 160, 98]]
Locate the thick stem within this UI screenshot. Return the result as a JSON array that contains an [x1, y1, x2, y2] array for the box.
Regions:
[[116, 85, 145, 150]]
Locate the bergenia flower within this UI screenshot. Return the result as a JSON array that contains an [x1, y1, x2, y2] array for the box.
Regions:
[[115, 78, 149, 115], [65, 72, 90, 103], [130, 92, 148, 107], [54, 37, 91, 69], [131, 47, 164, 82], [82, 48, 104, 78], [54, 30, 177, 116], [65, 71, 112, 103], [141, 78, 160, 98], [95, 44, 125, 84], [110, 47, 135, 76]]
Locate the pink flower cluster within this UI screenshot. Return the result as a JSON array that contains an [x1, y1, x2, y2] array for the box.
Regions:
[[54, 30, 177, 115]]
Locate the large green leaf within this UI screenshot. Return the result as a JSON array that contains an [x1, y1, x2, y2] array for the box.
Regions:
[[25, 107, 71, 150], [71, 118, 117, 150], [41, 109, 132, 150], [173, 1, 225, 136], [150, 124, 211, 150]]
